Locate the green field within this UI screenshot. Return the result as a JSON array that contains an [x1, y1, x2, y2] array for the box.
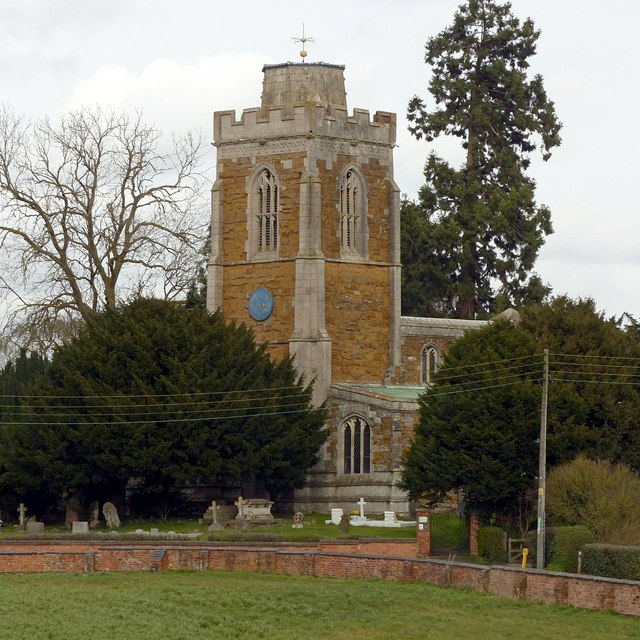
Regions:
[[0, 571, 636, 640]]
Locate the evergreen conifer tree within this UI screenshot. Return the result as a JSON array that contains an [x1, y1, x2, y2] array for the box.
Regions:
[[405, 0, 561, 318]]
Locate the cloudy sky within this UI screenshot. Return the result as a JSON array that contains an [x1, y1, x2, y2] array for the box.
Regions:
[[2, 0, 638, 320]]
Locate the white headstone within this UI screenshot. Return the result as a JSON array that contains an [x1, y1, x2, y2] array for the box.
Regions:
[[330, 508, 343, 525], [384, 511, 397, 523], [357, 497, 367, 518]]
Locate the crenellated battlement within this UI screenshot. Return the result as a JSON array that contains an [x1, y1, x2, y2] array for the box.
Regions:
[[214, 104, 396, 147]]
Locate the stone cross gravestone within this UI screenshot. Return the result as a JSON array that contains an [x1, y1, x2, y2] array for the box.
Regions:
[[17, 503, 28, 527], [102, 502, 121, 528], [207, 500, 224, 531], [357, 497, 367, 518], [235, 496, 245, 519]]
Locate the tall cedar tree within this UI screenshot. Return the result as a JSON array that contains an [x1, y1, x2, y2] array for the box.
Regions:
[[400, 298, 640, 520], [405, 0, 561, 319], [0, 299, 327, 516]]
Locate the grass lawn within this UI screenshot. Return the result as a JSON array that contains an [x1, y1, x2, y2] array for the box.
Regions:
[[0, 570, 637, 640]]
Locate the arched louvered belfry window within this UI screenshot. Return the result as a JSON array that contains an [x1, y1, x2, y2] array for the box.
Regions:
[[343, 416, 371, 474], [339, 167, 367, 258], [421, 344, 441, 385], [249, 167, 279, 257]]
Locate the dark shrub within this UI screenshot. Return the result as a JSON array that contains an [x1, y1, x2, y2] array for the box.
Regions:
[[547, 525, 594, 572], [478, 526, 507, 563], [582, 544, 640, 580]]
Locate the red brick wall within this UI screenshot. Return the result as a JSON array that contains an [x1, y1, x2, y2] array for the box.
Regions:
[[1, 541, 638, 616]]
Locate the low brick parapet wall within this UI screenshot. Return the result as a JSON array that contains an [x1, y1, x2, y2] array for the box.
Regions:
[[0, 541, 638, 616]]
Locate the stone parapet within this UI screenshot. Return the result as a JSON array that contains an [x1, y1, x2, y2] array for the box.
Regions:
[[400, 316, 489, 339], [214, 105, 395, 147]]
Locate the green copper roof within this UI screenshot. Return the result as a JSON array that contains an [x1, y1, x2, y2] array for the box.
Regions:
[[333, 383, 426, 401]]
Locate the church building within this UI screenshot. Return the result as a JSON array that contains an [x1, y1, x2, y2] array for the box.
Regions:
[[207, 61, 485, 514]]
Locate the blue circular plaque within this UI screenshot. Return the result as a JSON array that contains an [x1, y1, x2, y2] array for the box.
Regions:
[[248, 287, 274, 321]]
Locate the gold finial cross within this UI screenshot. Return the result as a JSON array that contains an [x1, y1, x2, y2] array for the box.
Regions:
[[293, 23, 314, 60]]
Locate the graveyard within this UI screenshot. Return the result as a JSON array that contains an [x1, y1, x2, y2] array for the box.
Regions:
[[0, 498, 420, 543]]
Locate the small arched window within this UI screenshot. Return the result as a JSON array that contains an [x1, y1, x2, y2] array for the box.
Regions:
[[339, 167, 367, 258], [421, 345, 440, 385], [249, 167, 279, 257], [343, 416, 371, 474]]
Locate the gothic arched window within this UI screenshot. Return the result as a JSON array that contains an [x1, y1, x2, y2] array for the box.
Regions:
[[343, 416, 371, 474], [421, 345, 440, 385], [339, 167, 367, 258], [249, 167, 279, 257]]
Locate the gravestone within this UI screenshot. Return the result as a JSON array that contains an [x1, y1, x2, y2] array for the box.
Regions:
[[235, 496, 274, 520], [26, 520, 44, 535], [65, 493, 81, 526], [102, 502, 121, 529], [72, 521, 89, 534], [338, 513, 350, 533], [349, 497, 367, 525], [384, 511, 397, 524], [89, 501, 100, 528], [325, 508, 343, 525], [17, 503, 28, 527], [207, 500, 224, 531], [292, 512, 304, 529]]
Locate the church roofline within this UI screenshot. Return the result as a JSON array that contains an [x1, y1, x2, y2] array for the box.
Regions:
[[400, 315, 489, 339]]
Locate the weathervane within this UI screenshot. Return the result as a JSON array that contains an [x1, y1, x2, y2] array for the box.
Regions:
[[293, 23, 314, 60]]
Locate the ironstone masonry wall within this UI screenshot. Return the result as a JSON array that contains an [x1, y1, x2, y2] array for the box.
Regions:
[[1, 541, 639, 617]]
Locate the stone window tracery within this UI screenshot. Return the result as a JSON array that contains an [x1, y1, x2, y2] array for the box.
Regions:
[[421, 344, 441, 385], [249, 167, 279, 257], [343, 416, 371, 474], [339, 167, 367, 258]]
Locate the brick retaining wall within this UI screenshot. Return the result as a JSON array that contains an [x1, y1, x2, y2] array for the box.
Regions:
[[0, 541, 638, 616]]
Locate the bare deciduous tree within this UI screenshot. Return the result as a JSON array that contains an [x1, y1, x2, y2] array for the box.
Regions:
[[0, 106, 208, 352]]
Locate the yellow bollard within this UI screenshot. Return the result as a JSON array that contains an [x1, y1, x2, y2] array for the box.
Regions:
[[522, 547, 529, 569]]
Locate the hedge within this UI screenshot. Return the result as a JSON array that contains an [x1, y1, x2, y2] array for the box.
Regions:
[[582, 543, 640, 580], [547, 525, 594, 573], [478, 526, 507, 563]]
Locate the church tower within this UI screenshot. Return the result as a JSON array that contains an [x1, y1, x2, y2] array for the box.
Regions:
[[207, 62, 401, 405]]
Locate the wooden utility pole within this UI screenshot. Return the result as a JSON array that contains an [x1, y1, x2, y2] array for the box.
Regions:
[[536, 349, 549, 569]]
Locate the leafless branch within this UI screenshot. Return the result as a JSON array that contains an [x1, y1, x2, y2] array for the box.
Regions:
[[0, 105, 209, 351]]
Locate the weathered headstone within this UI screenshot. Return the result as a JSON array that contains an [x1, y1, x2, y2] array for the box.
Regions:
[[292, 512, 304, 529], [89, 501, 100, 528], [207, 500, 224, 531], [65, 493, 81, 526], [338, 513, 350, 533], [17, 503, 28, 527], [102, 502, 121, 529], [72, 521, 89, 534], [235, 497, 274, 520], [235, 496, 245, 519], [26, 520, 44, 535]]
